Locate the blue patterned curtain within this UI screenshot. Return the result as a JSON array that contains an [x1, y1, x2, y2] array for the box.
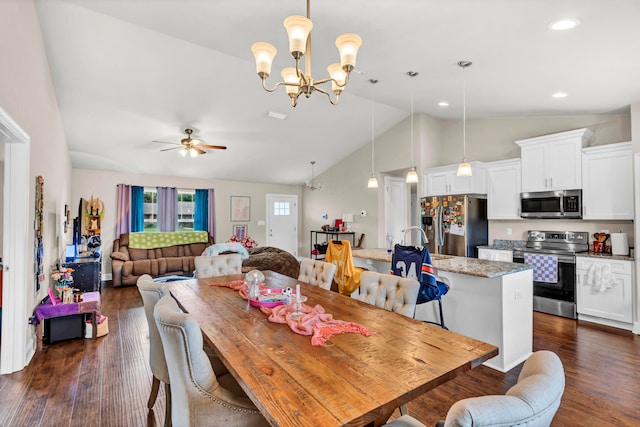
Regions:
[[130, 185, 144, 232], [194, 189, 208, 231]]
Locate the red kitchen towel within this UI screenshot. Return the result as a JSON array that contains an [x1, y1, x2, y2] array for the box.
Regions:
[[524, 253, 558, 283]]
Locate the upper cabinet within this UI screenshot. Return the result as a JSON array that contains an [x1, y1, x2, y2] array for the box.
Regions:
[[582, 142, 633, 220], [515, 128, 593, 192], [486, 158, 522, 220], [423, 162, 486, 197]]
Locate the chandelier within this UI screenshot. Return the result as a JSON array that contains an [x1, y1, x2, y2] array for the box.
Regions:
[[306, 161, 322, 191], [251, 0, 362, 107]]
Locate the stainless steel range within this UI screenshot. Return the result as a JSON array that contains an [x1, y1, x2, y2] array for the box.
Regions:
[[513, 230, 589, 319]]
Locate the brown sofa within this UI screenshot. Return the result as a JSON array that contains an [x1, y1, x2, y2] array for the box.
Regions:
[[110, 232, 214, 287]]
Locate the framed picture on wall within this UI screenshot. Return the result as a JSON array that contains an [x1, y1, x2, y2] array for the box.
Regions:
[[230, 196, 250, 221], [233, 225, 247, 240]]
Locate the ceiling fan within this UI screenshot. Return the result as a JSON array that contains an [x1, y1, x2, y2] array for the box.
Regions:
[[153, 128, 227, 157]]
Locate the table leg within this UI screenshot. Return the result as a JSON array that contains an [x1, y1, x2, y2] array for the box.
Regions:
[[91, 311, 97, 340], [36, 320, 43, 351]]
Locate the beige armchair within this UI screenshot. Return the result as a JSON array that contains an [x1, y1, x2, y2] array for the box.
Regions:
[[357, 271, 420, 318], [153, 295, 269, 427], [136, 274, 172, 426], [194, 254, 243, 278], [297, 258, 337, 290], [385, 350, 565, 427]]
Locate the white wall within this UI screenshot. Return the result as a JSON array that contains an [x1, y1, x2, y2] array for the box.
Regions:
[[71, 169, 301, 279], [0, 161, 3, 259]]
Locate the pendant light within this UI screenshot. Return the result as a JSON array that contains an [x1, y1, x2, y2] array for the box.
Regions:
[[367, 79, 379, 188], [456, 61, 473, 177], [405, 71, 419, 183]]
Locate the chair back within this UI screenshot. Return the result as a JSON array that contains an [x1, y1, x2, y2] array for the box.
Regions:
[[357, 271, 420, 318], [443, 350, 565, 427], [136, 274, 170, 384], [298, 258, 337, 290], [153, 295, 264, 426], [195, 254, 243, 278]]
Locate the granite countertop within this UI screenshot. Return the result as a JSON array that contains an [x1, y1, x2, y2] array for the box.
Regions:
[[576, 251, 634, 261], [352, 248, 532, 278]]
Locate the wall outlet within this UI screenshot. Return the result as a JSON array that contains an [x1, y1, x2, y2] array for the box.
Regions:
[[507, 227, 512, 235], [360, 210, 367, 217], [321, 213, 328, 220]]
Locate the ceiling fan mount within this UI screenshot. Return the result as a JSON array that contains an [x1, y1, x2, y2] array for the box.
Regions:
[[153, 128, 227, 157]]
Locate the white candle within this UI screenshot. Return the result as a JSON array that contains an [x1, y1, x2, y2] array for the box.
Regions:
[[296, 284, 301, 301]]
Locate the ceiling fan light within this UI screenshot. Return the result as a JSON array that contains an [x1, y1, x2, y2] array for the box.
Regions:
[[335, 33, 362, 70], [457, 161, 473, 176], [251, 42, 277, 77], [406, 167, 419, 184], [189, 148, 198, 158], [368, 174, 379, 188], [284, 15, 313, 57], [179, 148, 187, 157]]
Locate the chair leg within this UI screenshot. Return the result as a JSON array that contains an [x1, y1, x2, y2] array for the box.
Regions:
[[438, 299, 447, 330], [148, 376, 161, 408], [164, 383, 172, 427], [399, 404, 409, 416]]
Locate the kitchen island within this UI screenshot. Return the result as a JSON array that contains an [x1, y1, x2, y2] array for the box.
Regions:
[[352, 248, 534, 372]]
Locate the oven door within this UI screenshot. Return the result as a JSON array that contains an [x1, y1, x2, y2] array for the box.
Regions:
[[513, 251, 577, 319]]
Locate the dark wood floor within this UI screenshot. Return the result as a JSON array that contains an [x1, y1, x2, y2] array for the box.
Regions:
[[1, 283, 639, 426]]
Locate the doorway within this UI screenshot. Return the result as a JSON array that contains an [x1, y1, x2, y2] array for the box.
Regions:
[[384, 176, 408, 248], [0, 106, 31, 374], [266, 194, 298, 257]]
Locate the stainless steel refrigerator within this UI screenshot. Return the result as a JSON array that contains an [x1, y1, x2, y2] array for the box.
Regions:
[[421, 195, 488, 258]]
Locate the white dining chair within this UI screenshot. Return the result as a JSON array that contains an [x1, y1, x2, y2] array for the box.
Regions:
[[194, 254, 243, 278], [297, 258, 337, 290], [356, 271, 420, 318], [153, 295, 269, 427], [385, 350, 565, 427]]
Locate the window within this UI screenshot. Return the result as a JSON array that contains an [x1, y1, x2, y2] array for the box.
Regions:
[[143, 188, 158, 231], [177, 189, 195, 231], [273, 201, 290, 216]]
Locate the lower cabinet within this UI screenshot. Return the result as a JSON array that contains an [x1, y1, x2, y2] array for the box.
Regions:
[[576, 257, 633, 326]]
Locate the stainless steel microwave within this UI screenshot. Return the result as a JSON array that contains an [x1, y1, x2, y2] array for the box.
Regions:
[[520, 189, 582, 219]]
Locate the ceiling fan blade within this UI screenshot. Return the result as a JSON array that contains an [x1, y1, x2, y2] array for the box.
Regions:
[[194, 147, 206, 155], [160, 146, 181, 152], [200, 144, 227, 150], [152, 140, 178, 145]]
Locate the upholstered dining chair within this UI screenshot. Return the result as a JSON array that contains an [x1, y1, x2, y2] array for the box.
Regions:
[[137, 274, 173, 426], [384, 350, 565, 427], [356, 271, 420, 318], [194, 253, 243, 278], [297, 258, 337, 290], [153, 295, 269, 427]]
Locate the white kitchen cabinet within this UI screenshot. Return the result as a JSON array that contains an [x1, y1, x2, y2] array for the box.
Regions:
[[582, 142, 633, 220], [486, 158, 522, 220], [423, 162, 486, 197], [515, 128, 593, 192], [576, 257, 633, 327], [478, 248, 513, 262]]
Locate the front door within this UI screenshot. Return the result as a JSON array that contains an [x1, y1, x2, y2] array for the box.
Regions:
[[266, 194, 298, 257]]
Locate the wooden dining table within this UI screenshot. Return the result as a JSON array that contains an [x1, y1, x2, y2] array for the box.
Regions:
[[166, 270, 498, 427]]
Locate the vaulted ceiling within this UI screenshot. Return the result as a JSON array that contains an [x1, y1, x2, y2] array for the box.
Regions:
[[34, 0, 640, 184]]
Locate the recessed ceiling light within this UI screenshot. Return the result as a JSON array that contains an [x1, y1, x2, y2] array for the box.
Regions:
[[267, 111, 287, 120], [549, 18, 581, 31], [552, 92, 568, 98], [438, 101, 449, 107]]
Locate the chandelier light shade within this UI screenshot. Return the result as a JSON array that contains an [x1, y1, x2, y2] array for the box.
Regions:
[[251, 0, 362, 107], [367, 79, 379, 189], [406, 71, 419, 184], [457, 60, 473, 177], [306, 160, 322, 191]]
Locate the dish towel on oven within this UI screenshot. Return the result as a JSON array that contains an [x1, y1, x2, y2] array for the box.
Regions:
[[524, 253, 558, 283]]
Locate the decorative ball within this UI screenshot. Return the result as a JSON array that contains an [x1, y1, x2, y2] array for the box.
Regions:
[[244, 269, 265, 285]]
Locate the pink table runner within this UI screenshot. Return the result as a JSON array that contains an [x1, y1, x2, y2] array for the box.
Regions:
[[212, 280, 374, 346]]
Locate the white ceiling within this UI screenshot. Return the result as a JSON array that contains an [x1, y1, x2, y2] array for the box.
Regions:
[[34, 0, 640, 184]]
